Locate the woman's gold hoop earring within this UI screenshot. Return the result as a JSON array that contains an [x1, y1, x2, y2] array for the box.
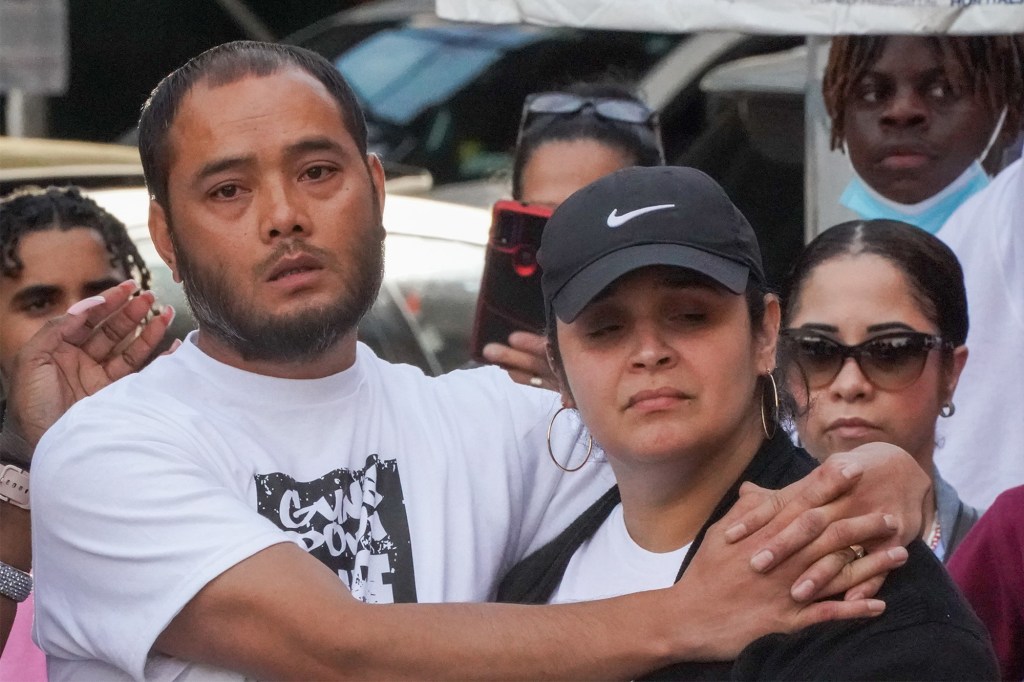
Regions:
[[940, 401, 956, 418], [546, 407, 593, 473], [761, 371, 779, 440]]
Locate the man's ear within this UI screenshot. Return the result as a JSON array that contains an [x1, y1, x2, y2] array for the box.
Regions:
[[149, 199, 180, 283], [367, 153, 386, 220]]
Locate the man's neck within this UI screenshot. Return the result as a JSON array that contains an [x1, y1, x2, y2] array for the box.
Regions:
[[194, 328, 359, 380]]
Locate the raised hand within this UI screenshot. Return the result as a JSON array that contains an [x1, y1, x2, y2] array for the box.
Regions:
[[3, 280, 174, 454], [482, 331, 557, 391]]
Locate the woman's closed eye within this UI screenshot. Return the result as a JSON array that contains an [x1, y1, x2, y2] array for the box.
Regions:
[[670, 310, 707, 325], [585, 321, 624, 339]]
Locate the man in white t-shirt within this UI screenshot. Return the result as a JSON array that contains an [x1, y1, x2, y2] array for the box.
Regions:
[[23, 41, 927, 680], [935, 157, 1024, 508]]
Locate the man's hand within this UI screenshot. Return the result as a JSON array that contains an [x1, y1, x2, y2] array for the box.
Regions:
[[674, 507, 899, 661], [481, 331, 557, 391], [721, 442, 927, 602], [4, 280, 174, 452]]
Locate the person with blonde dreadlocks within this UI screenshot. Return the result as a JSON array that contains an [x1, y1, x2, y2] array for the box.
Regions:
[[822, 34, 1024, 235]]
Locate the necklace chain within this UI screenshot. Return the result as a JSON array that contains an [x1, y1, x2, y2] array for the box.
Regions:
[[926, 515, 942, 551]]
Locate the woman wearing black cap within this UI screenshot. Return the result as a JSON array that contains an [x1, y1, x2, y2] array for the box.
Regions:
[[498, 166, 997, 679]]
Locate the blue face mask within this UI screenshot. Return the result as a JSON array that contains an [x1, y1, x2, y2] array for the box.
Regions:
[[840, 161, 991, 234]]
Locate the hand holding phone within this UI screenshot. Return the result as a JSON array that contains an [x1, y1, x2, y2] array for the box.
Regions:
[[470, 200, 552, 363]]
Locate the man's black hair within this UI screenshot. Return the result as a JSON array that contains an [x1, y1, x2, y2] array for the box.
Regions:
[[138, 40, 367, 211]]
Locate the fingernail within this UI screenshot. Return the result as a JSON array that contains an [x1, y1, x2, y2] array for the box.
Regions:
[[481, 344, 500, 361], [751, 549, 774, 572], [67, 296, 106, 315], [162, 305, 176, 324], [792, 580, 815, 601], [884, 514, 898, 531], [887, 546, 909, 564], [119, 279, 140, 293], [841, 462, 864, 479], [169, 338, 183, 352], [867, 599, 886, 614], [724, 523, 747, 543]]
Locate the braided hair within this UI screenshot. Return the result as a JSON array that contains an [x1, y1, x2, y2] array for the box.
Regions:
[[0, 185, 151, 289], [823, 35, 1024, 151]]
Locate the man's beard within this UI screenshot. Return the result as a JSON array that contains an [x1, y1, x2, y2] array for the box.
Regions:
[[170, 223, 385, 364]]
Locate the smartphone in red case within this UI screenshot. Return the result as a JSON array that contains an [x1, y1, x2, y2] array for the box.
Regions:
[[470, 200, 553, 363]]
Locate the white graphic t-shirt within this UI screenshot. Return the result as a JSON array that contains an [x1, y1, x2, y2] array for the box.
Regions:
[[31, 337, 614, 681]]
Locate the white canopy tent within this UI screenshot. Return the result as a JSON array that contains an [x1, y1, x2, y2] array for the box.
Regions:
[[435, 0, 1023, 238], [437, 1, 1024, 35]]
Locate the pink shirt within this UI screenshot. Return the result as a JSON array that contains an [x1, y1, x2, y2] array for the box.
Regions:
[[0, 593, 47, 681]]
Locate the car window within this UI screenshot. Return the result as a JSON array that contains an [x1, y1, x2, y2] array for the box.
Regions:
[[337, 26, 538, 126], [317, 21, 682, 183]]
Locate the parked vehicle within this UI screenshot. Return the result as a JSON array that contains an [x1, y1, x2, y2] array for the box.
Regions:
[[289, 1, 801, 182], [287, 0, 684, 184], [288, 2, 802, 281]]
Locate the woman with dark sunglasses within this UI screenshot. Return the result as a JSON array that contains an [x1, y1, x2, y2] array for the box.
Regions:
[[780, 219, 980, 562], [483, 82, 664, 389]]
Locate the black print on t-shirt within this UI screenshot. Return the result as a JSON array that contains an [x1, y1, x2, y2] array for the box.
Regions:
[[254, 454, 417, 604]]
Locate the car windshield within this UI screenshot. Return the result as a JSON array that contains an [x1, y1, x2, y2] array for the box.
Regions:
[[336, 25, 541, 126]]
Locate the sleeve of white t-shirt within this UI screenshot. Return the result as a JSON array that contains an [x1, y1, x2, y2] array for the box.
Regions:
[[30, 403, 292, 679]]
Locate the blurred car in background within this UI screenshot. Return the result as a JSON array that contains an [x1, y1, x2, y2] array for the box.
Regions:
[[1, 137, 489, 376], [287, 1, 803, 282], [288, 0, 684, 184], [0, 136, 148, 191], [288, 0, 801, 184]]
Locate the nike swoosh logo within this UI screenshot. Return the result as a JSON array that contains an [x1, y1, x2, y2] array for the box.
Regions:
[[606, 204, 676, 228]]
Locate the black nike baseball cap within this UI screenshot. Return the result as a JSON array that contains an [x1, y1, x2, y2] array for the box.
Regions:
[[539, 166, 766, 323]]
